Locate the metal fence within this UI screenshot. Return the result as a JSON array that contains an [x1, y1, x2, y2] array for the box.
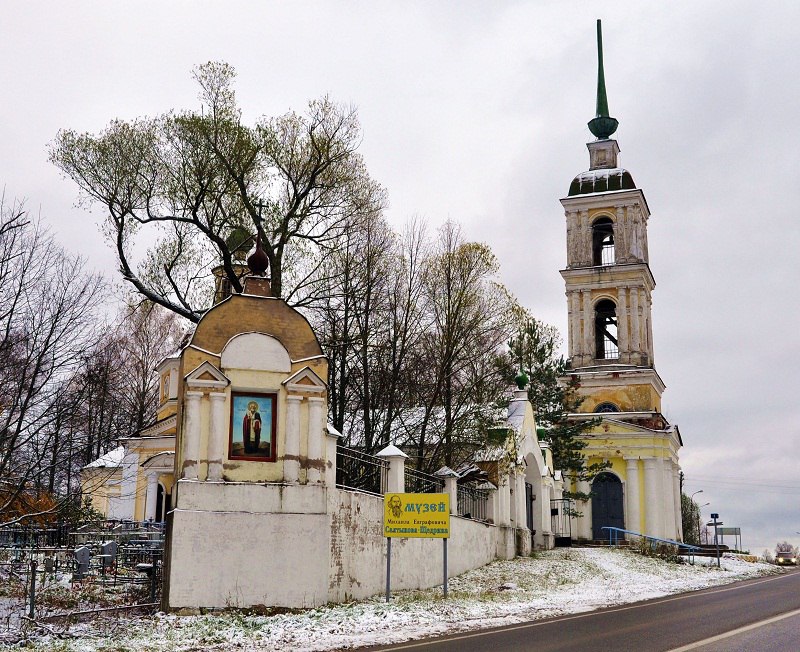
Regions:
[[0, 532, 164, 640], [335, 446, 388, 495], [404, 467, 445, 494], [457, 484, 489, 521], [0, 524, 71, 548]]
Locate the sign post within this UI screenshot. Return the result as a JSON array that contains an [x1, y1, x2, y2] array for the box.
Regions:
[[384, 493, 450, 603], [708, 513, 722, 568]]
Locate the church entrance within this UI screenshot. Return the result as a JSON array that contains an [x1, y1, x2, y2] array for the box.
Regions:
[[591, 472, 624, 540]]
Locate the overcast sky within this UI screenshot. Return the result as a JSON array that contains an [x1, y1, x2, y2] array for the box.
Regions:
[[2, 1, 799, 554]]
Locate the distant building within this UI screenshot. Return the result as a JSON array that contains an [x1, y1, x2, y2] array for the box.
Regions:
[[81, 354, 178, 523]]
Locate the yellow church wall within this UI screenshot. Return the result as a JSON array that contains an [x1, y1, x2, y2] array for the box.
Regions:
[[582, 385, 662, 413], [173, 291, 329, 487], [81, 468, 120, 517]]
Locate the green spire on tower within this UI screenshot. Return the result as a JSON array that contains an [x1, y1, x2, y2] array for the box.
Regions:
[[588, 19, 619, 140]]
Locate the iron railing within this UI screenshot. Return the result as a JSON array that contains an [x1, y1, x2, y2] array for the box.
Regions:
[[335, 446, 387, 495], [404, 468, 445, 494], [601, 526, 704, 563], [457, 484, 488, 521]]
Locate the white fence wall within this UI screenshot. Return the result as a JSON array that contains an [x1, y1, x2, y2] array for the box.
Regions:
[[328, 488, 515, 603]]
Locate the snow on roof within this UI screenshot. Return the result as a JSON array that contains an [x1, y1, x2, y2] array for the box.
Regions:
[[84, 445, 125, 470]]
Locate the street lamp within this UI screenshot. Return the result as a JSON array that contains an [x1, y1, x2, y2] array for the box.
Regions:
[[698, 502, 710, 544], [689, 491, 704, 544]]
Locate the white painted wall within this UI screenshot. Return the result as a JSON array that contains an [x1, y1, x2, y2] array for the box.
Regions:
[[328, 488, 514, 603], [165, 482, 519, 610]]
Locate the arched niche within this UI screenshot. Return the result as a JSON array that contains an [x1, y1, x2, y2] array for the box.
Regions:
[[221, 332, 292, 372]]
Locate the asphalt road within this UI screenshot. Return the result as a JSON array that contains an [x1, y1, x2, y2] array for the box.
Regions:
[[364, 568, 800, 652]]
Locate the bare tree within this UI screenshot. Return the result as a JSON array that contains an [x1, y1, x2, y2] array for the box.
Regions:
[[0, 199, 104, 527], [50, 62, 386, 321], [411, 221, 516, 469]]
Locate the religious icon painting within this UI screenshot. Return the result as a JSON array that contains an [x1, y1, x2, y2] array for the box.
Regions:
[[229, 391, 277, 461]]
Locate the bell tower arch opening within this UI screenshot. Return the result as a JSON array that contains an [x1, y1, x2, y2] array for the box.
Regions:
[[592, 217, 615, 266], [594, 298, 618, 360]]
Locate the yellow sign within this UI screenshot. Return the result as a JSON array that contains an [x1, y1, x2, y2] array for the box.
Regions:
[[384, 493, 450, 538]]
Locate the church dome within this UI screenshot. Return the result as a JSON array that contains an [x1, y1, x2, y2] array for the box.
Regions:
[[568, 167, 636, 196]]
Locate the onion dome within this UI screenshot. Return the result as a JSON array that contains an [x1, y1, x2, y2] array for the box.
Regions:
[[246, 232, 270, 276]]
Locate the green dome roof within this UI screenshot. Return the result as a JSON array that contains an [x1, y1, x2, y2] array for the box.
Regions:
[[568, 167, 636, 196]]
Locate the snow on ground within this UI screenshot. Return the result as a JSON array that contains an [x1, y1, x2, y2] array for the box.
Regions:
[[14, 548, 781, 652]]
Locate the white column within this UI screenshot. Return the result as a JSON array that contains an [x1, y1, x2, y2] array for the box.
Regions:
[[614, 206, 624, 262], [443, 476, 458, 516], [582, 289, 593, 361], [641, 213, 650, 262], [306, 397, 325, 483], [630, 287, 641, 353], [118, 448, 139, 520], [144, 472, 159, 521], [663, 459, 677, 540], [580, 210, 590, 265], [510, 473, 526, 529], [540, 481, 552, 538], [672, 464, 683, 541], [285, 395, 302, 483], [617, 286, 629, 358], [577, 479, 592, 540], [325, 425, 340, 487], [497, 475, 512, 526], [207, 393, 227, 482], [566, 210, 575, 266], [569, 291, 581, 360], [486, 483, 499, 524], [625, 458, 641, 535], [621, 206, 631, 261], [566, 290, 575, 357], [377, 445, 407, 493], [183, 391, 204, 480], [643, 458, 662, 538], [646, 292, 655, 363]]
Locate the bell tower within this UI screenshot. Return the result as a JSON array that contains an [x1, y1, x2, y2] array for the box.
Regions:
[[558, 21, 682, 543], [560, 20, 663, 414]]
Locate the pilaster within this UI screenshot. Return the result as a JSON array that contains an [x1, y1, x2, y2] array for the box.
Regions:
[[306, 397, 325, 483], [285, 396, 302, 483], [624, 458, 641, 534], [207, 393, 227, 482], [643, 457, 662, 538], [144, 472, 159, 521], [182, 391, 204, 480]]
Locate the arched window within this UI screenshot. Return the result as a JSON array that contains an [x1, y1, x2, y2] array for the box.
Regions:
[[592, 217, 615, 266], [595, 402, 620, 413], [594, 299, 619, 359]]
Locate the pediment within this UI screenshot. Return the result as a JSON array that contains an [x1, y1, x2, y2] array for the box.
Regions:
[[185, 361, 230, 389], [282, 366, 326, 394]]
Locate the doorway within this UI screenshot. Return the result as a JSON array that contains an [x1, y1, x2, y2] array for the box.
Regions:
[[591, 472, 624, 540]]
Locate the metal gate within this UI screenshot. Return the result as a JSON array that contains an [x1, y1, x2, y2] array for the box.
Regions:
[[525, 482, 535, 544]]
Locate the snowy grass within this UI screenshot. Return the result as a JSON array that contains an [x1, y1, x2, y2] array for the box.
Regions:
[[11, 549, 781, 652]]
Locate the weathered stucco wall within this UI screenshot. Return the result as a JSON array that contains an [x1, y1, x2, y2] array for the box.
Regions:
[[165, 481, 330, 610], [328, 488, 511, 603]]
